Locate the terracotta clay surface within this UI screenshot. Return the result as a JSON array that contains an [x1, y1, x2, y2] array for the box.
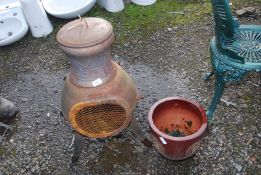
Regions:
[[149, 97, 208, 160]]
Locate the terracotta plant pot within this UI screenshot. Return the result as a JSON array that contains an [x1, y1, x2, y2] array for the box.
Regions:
[[148, 97, 207, 160]]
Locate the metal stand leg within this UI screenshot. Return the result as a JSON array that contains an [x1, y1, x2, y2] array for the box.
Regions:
[[207, 72, 226, 120], [70, 132, 85, 166], [259, 71, 261, 86], [0, 122, 11, 129], [129, 116, 152, 147], [0, 122, 12, 143]]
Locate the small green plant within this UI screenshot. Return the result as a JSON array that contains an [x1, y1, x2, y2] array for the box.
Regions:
[[164, 128, 186, 137], [164, 128, 170, 134]]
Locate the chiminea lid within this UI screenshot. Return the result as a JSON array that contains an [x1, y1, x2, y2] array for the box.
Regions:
[[57, 17, 113, 48]]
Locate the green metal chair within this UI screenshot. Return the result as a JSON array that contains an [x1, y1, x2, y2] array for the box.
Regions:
[[205, 0, 261, 119]]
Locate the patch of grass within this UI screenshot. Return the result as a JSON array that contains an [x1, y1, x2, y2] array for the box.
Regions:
[[0, 52, 11, 61], [10, 148, 16, 156], [86, 0, 212, 43], [0, 147, 5, 156]]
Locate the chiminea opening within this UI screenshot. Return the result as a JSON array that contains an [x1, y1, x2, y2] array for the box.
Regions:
[[70, 102, 128, 138]]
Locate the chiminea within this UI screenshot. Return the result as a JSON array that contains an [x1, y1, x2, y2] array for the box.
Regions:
[[57, 17, 150, 164]]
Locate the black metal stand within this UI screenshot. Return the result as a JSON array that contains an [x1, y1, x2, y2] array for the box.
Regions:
[[129, 116, 152, 147], [70, 132, 85, 167], [70, 116, 152, 165]]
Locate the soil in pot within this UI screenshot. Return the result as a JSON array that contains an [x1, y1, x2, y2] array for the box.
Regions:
[[154, 101, 203, 137], [163, 118, 195, 137]]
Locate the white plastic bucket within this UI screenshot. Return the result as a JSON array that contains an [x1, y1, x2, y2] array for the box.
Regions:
[[98, 0, 124, 12], [19, 0, 53, 37], [131, 0, 156, 6]]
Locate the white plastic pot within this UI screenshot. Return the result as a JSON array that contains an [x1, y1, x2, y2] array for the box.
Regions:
[[19, 0, 53, 38], [131, 0, 156, 6], [98, 0, 124, 12]]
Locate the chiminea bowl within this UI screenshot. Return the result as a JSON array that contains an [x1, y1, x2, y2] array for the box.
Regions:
[[148, 97, 207, 160]]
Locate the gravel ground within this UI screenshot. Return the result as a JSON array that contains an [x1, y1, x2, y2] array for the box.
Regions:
[[0, 4, 260, 175]]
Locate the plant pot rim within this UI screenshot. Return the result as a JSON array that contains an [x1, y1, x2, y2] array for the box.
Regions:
[[148, 96, 208, 141]]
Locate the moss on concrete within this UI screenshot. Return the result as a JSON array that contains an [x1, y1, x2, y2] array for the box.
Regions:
[[0, 147, 5, 156], [86, 0, 212, 43]]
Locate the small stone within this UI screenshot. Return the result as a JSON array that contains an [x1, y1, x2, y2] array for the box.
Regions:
[[9, 139, 14, 144], [21, 98, 27, 102], [167, 28, 173, 31], [236, 6, 256, 16], [236, 9, 246, 16], [244, 6, 256, 14], [235, 164, 242, 172], [118, 61, 124, 66], [239, 104, 248, 108], [47, 113, 50, 117], [238, 132, 243, 136], [250, 156, 256, 164]]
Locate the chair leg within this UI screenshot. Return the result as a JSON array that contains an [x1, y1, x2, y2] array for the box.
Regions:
[[259, 71, 261, 86], [207, 72, 226, 120]]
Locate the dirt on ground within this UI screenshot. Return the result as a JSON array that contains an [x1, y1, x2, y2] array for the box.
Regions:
[[0, 2, 260, 175]]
